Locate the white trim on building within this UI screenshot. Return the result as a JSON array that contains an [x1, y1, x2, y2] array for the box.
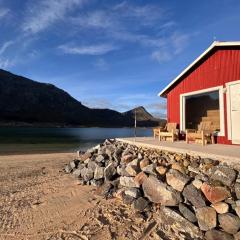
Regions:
[[179, 86, 225, 136], [226, 80, 240, 142], [159, 41, 240, 98]]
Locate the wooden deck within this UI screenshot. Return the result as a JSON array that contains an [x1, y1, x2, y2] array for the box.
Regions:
[[116, 137, 240, 167]]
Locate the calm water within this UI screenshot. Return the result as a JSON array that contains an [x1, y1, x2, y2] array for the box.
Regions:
[[0, 127, 152, 154]]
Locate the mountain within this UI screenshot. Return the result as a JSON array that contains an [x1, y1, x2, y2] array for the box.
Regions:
[[123, 106, 163, 127], [0, 69, 165, 127]]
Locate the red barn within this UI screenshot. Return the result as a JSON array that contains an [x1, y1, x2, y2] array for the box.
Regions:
[[159, 41, 240, 145]]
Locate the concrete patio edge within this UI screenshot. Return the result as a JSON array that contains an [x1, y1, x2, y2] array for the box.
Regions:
[[116, 137, 240, 168]]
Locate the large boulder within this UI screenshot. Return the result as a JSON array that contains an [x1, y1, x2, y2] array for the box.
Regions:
[[81, 167, 94, 181], [156, 207, 203, 239], [125, 161, 139, 176], [155, 166, 167, 175], [205, 230, 234, 240], [195, 207, 217, 231], [95, 154, 106, 163], [142, 175, 181, 206], [121, 154, 135, 164], [142, 164, 157, 176], [182, 184, 206, 208], [210, 166, 237, 187], [120, 176, 140, 188], [166, 169, 190, 192], [201, 182, 230, 204], [64, 164, 73, 173], [87, 160, 98, 172], [211, 202, 229, 214], [132, 197, 148, 212], [218, 213, 240, 234], [104, 163, 116, 181], [134, 172, 147, 186], [124, 188, 141, 198], [192, 179, 203, 189], [235, 231, 240, 240], [235, 183, 240, 199], [139, 158, 150, 170], [94, 166, 104, 180], [179, 203, 197, 223], [72, 169, 81, 178], [69, 159, 80, 169]]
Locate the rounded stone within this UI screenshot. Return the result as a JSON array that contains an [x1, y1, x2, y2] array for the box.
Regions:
[[205, 229, 234, 240], [211, 202, 229, 214], [218, 213, 240, 234], [195, 207, 217, 231]]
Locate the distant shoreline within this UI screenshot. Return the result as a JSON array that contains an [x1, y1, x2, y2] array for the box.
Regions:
[[0, 121, 156, 129]]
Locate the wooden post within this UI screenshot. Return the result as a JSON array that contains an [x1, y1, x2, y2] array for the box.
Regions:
[[201, 131, 205, 146], [134, 109, 137, 142]]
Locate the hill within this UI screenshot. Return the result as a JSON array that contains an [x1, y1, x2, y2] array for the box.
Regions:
[[0, 69, 165, 127]]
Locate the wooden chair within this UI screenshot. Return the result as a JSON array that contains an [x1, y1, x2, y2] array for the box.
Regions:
[[153, 123, 179, 142], [186, 121, 215, 146]]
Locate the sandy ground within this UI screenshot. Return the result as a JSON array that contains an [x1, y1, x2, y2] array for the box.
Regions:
[[0, 153, 152, 240]]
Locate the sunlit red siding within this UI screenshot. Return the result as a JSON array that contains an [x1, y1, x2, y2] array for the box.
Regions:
[[167, 48, 240, 144]]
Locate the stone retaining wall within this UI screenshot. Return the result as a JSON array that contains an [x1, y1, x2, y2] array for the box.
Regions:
[[65, 139, 240, 240]]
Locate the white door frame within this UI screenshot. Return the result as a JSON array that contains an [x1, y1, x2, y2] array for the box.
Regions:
[[226, 80, 240, 142], [180, 85, 225, 136]]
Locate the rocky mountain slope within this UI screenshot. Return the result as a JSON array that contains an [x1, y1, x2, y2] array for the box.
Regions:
[[0, 69, 165, 127]]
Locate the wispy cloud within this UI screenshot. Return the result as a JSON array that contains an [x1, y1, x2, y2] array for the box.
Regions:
[[171, 32, 190, 54], [0, 8, 9, 19], [83, 98, 115, 110], [71, 10, 114, 29], [58, 43, 118, 55], [0, 58, 14, 69], [113, 1, 165, 25], [69, 2, 190, 63], [146, 102, 167, 111], [0, 41, 14, 55], [150, 32, 191, 63], [22, 0, 85, 34], [151, 50, 172, 63]]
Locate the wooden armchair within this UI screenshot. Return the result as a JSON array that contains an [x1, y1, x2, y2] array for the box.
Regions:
[[186, 121, 215, 146], [153, 123, 179, 142]]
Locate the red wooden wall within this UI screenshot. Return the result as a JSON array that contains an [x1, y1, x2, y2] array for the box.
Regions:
[[166, 48, 240, 144]]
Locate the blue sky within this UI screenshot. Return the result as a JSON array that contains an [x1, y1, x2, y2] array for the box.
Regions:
[[1, 0, 240, 118]]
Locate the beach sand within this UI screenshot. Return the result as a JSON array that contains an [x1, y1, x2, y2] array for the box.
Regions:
[[0, 152, 147, 240]]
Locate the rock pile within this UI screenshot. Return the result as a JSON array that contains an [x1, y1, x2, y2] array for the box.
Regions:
[[65, 139, 240, 240]]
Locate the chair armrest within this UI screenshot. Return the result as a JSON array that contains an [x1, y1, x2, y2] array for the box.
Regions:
[[186, 129, 197, 133], [202, 130, 214, 136], [159, 128, 167, 132]]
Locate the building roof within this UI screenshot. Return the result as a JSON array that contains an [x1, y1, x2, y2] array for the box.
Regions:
[[158, 41, 240, 98]]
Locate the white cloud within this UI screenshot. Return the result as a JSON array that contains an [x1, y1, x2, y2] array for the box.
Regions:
[[171, 32, 190, 54], [0, 41, 14, 55], [58, 43, 118, 55], [151, 32, 191, 63], [0, 8, 9, 19], [71, 10, 113, 29], [112, 2, 164, 25], [22, 0, 85, 34], [83, 98, 114, 109], [151, 50, 172, 63], [112, 31, 166, 48], [146, 102, 167, 111], [0, 58, 14, 69]]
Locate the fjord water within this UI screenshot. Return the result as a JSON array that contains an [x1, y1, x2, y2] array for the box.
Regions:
[[0, 127, 152, 154]]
